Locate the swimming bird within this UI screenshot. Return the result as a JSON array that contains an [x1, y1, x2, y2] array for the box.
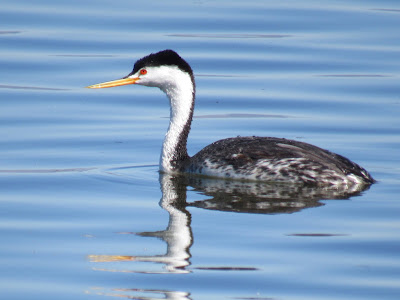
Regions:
[[87, 49, 374, 187]]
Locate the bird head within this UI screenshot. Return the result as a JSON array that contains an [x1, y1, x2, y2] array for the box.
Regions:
[[86, 49, 194, 92]]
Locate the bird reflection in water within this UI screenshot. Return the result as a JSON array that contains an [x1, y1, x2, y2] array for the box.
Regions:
[[87, 171, 371, 299], [88, 174, 192, 275]]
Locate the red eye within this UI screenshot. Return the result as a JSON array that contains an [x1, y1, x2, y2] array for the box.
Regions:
[[140, 69, 147, 75]]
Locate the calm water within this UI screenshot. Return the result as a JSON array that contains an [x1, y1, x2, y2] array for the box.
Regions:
[[1, 0, 400, 299]]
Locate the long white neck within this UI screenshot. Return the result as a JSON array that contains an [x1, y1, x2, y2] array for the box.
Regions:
[[158, 67, 195, 173]]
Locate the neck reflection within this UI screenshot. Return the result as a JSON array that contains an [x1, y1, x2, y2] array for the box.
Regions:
[[133, 173, 193, 273]]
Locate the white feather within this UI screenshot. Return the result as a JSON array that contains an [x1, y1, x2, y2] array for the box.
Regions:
[[132, 66, 194, 172]]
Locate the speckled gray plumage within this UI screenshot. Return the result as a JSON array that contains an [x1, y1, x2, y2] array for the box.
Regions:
[[181, 136, 374, 186]]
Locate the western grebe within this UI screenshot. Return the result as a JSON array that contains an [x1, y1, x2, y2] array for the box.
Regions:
[[87, 49, 374, 186]]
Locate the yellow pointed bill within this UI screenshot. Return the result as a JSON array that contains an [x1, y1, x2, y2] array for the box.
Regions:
[[86, 77, 139, 89]]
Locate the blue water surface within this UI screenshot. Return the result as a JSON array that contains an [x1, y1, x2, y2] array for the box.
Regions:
[[1, 0, 400, 299]]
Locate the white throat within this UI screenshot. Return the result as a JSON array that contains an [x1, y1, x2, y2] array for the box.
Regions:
[[155, 66, 195, 173]]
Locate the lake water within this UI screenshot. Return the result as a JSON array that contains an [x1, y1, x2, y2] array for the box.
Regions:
[[1, 0, 400, 299]]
